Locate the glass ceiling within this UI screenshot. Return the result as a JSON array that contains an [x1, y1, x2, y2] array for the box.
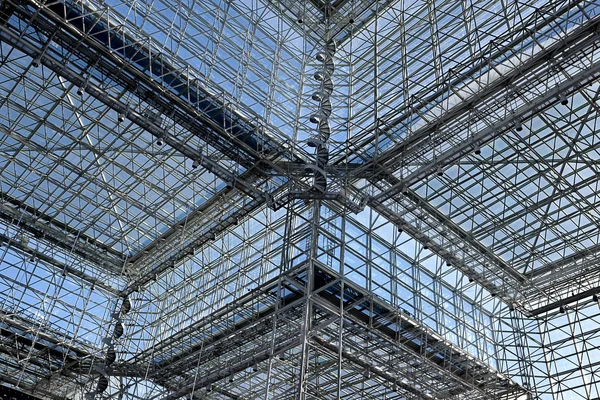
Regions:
[[0, 56, 228, 255], [1, 0, 600, 398]]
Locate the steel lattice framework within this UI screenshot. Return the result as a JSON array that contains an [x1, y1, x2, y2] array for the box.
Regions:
[[0, 0, 600, 399]]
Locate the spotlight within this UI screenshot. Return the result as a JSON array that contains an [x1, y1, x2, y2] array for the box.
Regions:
[[436, 165, 443, 176], [312, 91, 324, 102], [105, 345, 116, 366], [559, 93, 568, 106], [228, 376, 234, 383], [77, 86, 85, 96], [156, 136, 163, 146], [118, 112, 126, 123], [315, 52, 328, 63], [310, 113, 325, 124], [113, 321, 124, 339], [515, 120, 523, 132], [423, 242, 429, 250], [468, 277, 474, 283], [313, 70, 328, 81], [473, 143, 481, 155], [593, 294, 599, 302], [192, 159, 200, 169], [32, 58, 41, 68], [559, 306, 565, 313], [121, 296, 132, 315], [252, 365, 258, 372], [446, 260, 451, 267], [349, 18, 355, 24], [491, 293, 496, 297], [96, 375, 109, 394], [297, 17, 303, 24]]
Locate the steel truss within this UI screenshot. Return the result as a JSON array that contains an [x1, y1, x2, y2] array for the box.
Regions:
[[101, 248, 526, 400], [0, 0, 599, 399]]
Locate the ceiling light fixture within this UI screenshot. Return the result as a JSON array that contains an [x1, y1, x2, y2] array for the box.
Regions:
[[515, 120, 523, 132], [559, 93, 568, 106]]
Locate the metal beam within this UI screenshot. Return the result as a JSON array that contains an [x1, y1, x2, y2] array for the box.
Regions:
[[0, 8, 290, 293], [0, 192, 124, 274], [1, 0, 321, 295], [371, 173, 526, 284], [344, 0, 590, 170], [130, 262, 521, 399], [312, 336, 429, 399], [121, 192, 270, 295], [528, 286, 600, 316], [0, 14, 270, 205], [0, 232, 119, 294], [344, 16, 600, 311], [27, 0, 300, 165], [158, 339, 300, 400], [526, 243, 600, 279], [370, 11, 600, 203]]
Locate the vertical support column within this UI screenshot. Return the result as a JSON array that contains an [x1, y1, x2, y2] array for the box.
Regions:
[[296, 200, 321, 400], [263, 201, 300, 400], [336, 208, 347, 400]]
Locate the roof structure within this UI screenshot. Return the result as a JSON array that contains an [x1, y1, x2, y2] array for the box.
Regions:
[[0, 0, 600, 399]]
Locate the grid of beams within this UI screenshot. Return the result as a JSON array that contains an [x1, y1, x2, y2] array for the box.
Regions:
[[0, 0, 599, 399]]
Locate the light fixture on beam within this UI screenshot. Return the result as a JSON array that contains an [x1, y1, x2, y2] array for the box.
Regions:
[[113, 321, 125, 339], [515, 120, 523, 132], [118, 104, 129, 123], [96, 374, 109, 394], [559, 93, 569, 106], [120, 296, 132, 315], [105, 345, 116, 366], [315, 51, 329, 63]]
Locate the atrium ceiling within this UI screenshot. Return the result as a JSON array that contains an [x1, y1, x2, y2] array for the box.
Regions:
[[0, 0, 600, 399]]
